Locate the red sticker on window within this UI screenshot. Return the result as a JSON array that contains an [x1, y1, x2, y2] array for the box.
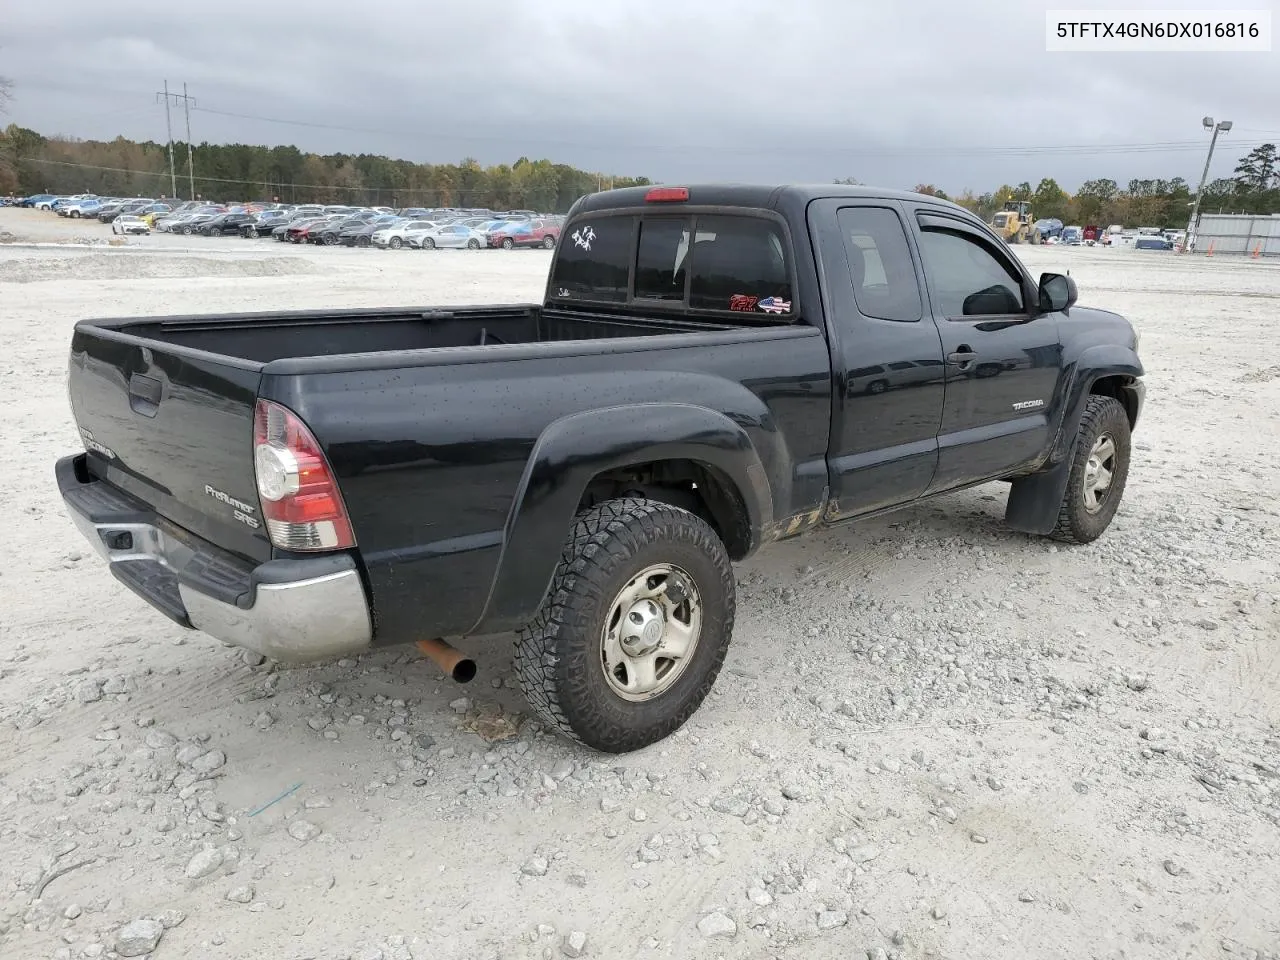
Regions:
[[729, 294, 759, 311]]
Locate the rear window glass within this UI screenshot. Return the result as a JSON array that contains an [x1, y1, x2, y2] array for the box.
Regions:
[[550, 216, 632, 302], [634, 218, 689, 301], [687, 216, 791, 314]]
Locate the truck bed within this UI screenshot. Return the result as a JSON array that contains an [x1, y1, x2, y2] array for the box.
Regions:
[[95, 304, 749, 365]]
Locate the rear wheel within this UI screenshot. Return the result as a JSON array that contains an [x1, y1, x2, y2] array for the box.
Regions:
[[542, 235, 556, 249], [1049, 395, 1131, 544], [514, 498, 735, 753]]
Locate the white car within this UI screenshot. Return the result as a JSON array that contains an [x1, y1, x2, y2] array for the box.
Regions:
[[408, 223, 486, 250], [112, 215, 150, 236], [371, 220, 439, 250]]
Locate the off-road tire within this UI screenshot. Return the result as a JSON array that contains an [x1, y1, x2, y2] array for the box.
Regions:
[[1050, 395, 1131, 544], [514, 497, 736, 753]]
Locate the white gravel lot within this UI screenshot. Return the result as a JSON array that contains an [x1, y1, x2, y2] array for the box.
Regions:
[[1, 207, 1278, 960]]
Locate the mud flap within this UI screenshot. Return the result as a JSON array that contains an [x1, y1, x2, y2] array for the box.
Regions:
[[1004, 456, 1072, 535]]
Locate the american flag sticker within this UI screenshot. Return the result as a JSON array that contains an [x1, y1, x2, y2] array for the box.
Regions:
[[756, 297, 791, 314]]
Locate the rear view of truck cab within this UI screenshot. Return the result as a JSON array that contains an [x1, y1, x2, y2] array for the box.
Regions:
[[58, 328, 373, 663]]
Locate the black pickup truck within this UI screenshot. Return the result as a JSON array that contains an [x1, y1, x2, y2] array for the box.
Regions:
[[56, 184, 1144, 753]]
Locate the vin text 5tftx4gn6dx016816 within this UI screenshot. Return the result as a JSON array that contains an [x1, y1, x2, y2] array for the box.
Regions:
[[56, 184, 1145, 753]]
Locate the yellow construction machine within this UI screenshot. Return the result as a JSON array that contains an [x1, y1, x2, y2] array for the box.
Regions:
[[989, 201, 1042, 244]]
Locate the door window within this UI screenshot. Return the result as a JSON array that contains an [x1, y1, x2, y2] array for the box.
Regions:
[[917, 228, 1025, 317], [836, 207, 922, 322]]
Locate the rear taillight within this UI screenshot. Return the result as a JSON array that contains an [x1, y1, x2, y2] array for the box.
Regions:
[[253, 399, 355, 552]]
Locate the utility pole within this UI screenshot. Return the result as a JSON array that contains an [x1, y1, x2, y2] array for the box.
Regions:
[[181, 83, 196, 200], [155, 81, 178, 199], [1184, 116, 1231, 253]]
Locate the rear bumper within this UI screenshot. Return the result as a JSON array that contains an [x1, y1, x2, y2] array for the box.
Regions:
[[56, 454, 372, 663]]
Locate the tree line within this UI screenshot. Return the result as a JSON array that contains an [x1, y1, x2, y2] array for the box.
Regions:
[[908, 143, 1279, 227], [0, 125, 650, 212], [3, 108, 1278, 224]]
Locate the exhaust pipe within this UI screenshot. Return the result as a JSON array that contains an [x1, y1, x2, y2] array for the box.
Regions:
[[415, 638, 476, 684]]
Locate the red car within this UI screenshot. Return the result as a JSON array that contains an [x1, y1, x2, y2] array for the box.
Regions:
[[486, 218, 561, 250]]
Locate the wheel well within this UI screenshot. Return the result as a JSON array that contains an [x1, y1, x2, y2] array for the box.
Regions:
[[578, 459, 753, 560], [1089, 375, 1138, 427]]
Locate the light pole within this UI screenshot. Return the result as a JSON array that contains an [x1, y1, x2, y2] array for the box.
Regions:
[[1184, 116, 1231, 253]]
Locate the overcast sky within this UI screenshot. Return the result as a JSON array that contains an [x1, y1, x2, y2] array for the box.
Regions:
[[2, 0, 1277, 192]]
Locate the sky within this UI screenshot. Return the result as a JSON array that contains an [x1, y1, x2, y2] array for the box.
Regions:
[[1, 0, 1277, 193]]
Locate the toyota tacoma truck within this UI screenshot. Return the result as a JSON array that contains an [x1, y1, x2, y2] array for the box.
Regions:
[[56, 183, 1145, 753]]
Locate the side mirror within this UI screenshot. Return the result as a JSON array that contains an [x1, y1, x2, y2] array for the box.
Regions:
[[1038, 272, 1077, 313]]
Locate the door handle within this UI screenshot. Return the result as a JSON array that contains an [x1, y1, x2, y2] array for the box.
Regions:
[[128, 373, 162, 417], [947, 346, 978, 366]]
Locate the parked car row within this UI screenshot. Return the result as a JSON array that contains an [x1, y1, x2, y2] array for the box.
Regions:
[[257, 207, 565, 251], [10, 194, 565, 250]]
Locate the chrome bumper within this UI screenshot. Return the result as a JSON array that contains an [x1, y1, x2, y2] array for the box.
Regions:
[[57, 454, 372, 663]]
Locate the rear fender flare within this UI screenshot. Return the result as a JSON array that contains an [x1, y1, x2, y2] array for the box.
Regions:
[[471, 403, 774, 635]]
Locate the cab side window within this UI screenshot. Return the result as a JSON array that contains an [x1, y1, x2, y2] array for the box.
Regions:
[[836, 207, 921, 323]]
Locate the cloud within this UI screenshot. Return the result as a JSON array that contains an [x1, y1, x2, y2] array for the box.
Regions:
[[2, 0, 1276, 191]]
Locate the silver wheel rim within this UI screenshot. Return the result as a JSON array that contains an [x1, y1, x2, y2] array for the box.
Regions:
[[1083, 433, 1117, 514], [600, 563, 702, 702]]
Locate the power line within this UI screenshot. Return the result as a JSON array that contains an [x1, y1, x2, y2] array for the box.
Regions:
[[18, 79, 1275, 160], [189, 105, 1273, 158]]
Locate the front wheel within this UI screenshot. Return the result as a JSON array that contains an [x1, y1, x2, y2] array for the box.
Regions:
[[514, 498, 735, 753], [502, 237, 515, 250], [389, 237, 403, 250], [421, 237, 435, 250], [1049, 395, 1132, 544], [542, 235, 556, 249]]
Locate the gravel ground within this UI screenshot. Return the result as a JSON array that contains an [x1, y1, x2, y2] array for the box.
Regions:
[[1, 207, 1278, 960]]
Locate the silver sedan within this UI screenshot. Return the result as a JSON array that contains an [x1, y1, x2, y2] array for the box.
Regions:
[[407, 223, 486, 250]]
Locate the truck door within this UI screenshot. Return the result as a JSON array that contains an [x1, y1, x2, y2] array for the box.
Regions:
[[808, 199, 946, 519], [910, 209, 1064, 493]]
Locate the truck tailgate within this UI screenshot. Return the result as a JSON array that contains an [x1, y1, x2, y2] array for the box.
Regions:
[[67, 324, 272, 564]]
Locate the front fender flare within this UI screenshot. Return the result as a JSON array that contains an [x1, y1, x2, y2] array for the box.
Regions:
[[1006, 344, 1143, 536], [1049, 344, 1143, 463], [470, 403, 774, 635]]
